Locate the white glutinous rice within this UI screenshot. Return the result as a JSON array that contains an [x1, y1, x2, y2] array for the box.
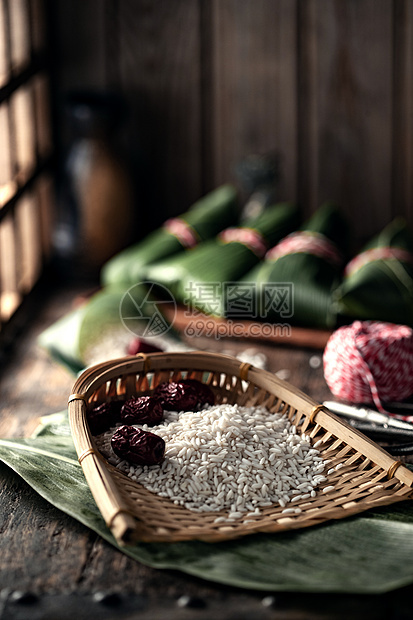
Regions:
[[96, 403, 327, 520]]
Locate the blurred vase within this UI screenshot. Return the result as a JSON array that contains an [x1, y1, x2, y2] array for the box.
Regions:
[[54, 92, 134, 279]]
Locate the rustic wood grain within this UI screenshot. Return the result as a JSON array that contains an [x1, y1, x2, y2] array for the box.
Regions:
[[297, 0, 318, 216], [302, 0, 394, 243], [49, 0, 413, 245], [53, 0, 108, 92], [118, 0, 203, 224], [392, 0, 413, 223], [210, 0, 298, 201]]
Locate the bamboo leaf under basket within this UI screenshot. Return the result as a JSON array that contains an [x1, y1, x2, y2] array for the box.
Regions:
[[68, 352, 413, 546]]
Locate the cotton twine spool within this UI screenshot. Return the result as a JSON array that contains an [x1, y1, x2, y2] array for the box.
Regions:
[[323, 321, 413, 413]]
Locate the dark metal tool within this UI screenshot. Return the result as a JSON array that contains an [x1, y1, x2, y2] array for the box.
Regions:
[[323, 401, 413, 433], [323, 401, 413, 455]]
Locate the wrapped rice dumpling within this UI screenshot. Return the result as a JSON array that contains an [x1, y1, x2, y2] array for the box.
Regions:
[[146, 202, 299, 317], [242, 203, 349, 328], [334, 218, 413, 326], [101, 184, 238, 286], [38, 283, 185, 374]]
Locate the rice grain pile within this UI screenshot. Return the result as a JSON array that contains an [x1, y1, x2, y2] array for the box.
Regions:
[[97, 403, 332, 522]]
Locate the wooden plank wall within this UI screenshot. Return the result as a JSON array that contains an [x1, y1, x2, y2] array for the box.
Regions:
[[51, 0, 413, 246]]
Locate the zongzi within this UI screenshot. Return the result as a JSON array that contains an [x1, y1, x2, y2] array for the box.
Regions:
[[241, 203, 349, 328], [333, 218, 413, 326], [101, 185, 238, 287], [146, 202, 300, 317]]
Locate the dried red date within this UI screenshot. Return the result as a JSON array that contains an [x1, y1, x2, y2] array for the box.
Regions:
[[127, 338, 163, 355], [154, 379, 214, 411], [154, 381, 199, 411], [120, 395, 163, 425], [111, 425, 165, 465], [87, 400, 123, 435], [180, 379, 215, 406]]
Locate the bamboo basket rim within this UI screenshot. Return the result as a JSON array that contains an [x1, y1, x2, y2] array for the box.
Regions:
[[68, 351, 413, 545]]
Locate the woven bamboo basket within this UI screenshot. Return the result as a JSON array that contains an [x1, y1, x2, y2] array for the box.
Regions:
[[68, 351, 413, 545]]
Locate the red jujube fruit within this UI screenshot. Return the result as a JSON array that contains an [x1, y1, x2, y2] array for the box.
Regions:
[[120, 395, 163, 425], [111, 425, 165, 465], [87, 400, 123, 435], [154, 378, 214, 411]]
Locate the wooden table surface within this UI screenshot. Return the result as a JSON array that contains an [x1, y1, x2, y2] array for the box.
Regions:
[[0, 283, 412, 620]]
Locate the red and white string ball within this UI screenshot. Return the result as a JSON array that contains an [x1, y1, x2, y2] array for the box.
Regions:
[[323, 321, 413, 413]]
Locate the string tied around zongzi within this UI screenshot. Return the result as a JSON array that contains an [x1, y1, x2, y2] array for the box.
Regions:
[[163, 217, 199, 249], [344, 247, 413, 278], [218, 227, 268, 258], [265, 231, 343, 268]]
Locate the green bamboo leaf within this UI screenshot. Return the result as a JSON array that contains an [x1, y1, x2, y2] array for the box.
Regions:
[[32, 410, 71, 438], [37, 306, 87, 375], [37, 287, 139, 375], [38, 284, 185, 374], [78, 285, 150, 361], [101, 185, 238, 287], [241, 203, 349, 329], [78, 285, 185, 364], [334, 218, 413, 325], [146, 203, 300, 317], [1, 420, 413, 593]]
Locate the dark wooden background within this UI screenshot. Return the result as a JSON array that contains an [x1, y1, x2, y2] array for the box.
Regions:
[[50, 0, 413, 246]]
